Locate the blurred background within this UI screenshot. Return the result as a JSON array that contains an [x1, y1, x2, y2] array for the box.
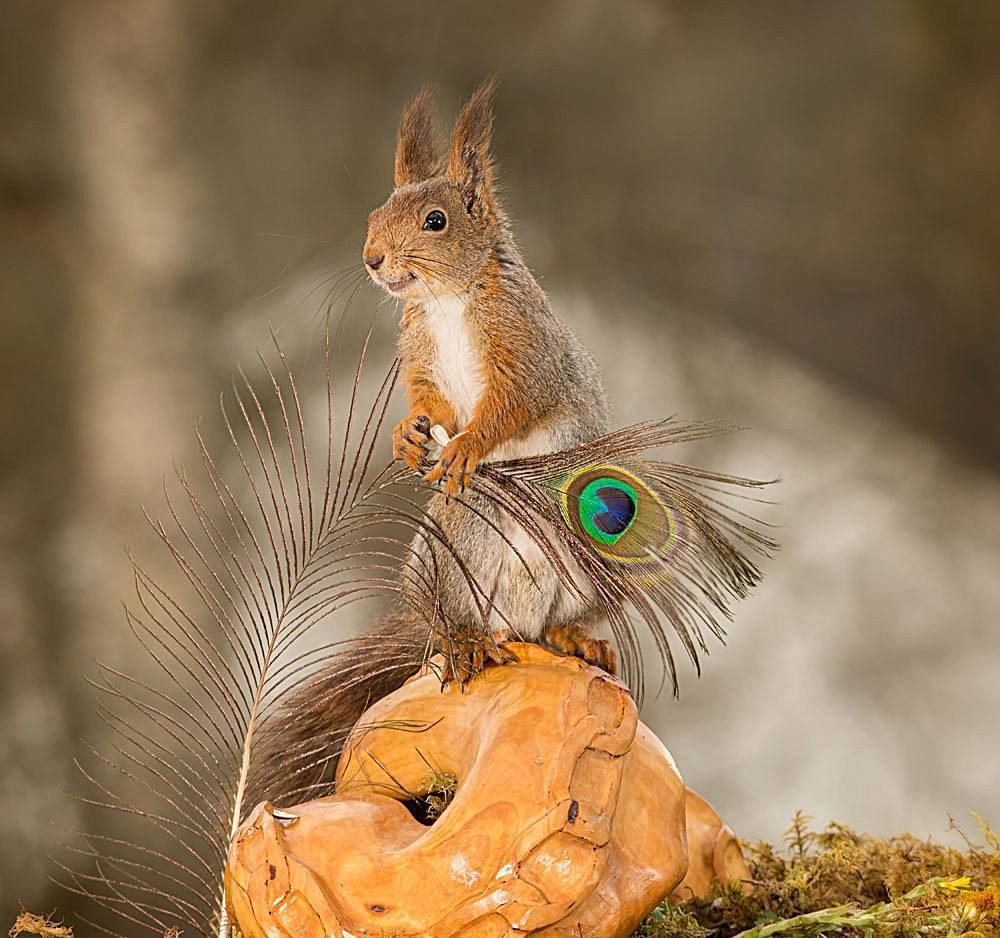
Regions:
[[2, 0, 999, 923]]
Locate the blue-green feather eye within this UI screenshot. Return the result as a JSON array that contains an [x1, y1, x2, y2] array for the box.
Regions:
[[560, 464, 678, 564], [578, 478, 638, 544]]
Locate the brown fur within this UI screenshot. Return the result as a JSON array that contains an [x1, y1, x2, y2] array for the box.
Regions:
[[394, 87, 437, 188], [544, 623, 618, 676], [248, 609, 429, 806], [446, 77, 497, 216]]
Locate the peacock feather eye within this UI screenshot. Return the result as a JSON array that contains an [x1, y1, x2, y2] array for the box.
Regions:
[[578, 478, 638, 543], [559, 464, 679, 565]]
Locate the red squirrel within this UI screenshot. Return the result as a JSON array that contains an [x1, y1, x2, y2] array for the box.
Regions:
[[362, 81, 617, 679]]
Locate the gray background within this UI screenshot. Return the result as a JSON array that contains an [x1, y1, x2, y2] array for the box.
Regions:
[[2, 0, 999, 923]]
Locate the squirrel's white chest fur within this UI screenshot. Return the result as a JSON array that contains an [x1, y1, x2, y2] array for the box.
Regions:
[[421, 293, 484, 426]]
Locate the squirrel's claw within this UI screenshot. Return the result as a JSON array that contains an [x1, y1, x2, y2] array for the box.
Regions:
[[439, 639, 517, 688], [543, 624, 619, 676], [425, 434, 482, 496], [393, 415, 432, 470]]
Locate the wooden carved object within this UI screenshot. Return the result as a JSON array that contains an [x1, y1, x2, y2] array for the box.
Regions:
[[226, 644, 749, 937]]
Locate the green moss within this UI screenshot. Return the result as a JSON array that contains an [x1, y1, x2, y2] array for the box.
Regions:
[[634, 900, 709, 938], [417, 769, 459, 821], [636, 812, 1000, 938]]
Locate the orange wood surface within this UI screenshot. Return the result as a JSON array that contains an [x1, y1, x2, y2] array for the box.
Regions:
[[226, 644, 749, 937]]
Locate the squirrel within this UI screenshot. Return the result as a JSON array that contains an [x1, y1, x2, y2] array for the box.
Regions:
[[363, 80, 617, 675], [252, 82, 619, 797]]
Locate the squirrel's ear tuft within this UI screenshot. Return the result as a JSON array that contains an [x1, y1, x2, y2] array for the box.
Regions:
[[447, 78, 498, 216], [395, 87, 437, 188]]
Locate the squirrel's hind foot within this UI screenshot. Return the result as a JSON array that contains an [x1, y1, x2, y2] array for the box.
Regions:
[[543, 624, 618, 677], [438, 637, 518, 688]]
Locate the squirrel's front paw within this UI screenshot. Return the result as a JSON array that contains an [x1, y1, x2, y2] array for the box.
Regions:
[[393, 414, 432, 470], [424, 433, 483, 496]]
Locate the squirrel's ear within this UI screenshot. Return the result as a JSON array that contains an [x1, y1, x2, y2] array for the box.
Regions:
[[447, 78, 497, 217], [395, 87, 437, 188]]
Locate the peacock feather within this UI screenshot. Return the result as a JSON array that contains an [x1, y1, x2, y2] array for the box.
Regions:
[[473, 420, 777, 699]]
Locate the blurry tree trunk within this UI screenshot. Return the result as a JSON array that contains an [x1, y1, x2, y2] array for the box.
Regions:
[[0, 0, 217, 916], [0, 1, 80, 913], [61, 0, 209, 528]]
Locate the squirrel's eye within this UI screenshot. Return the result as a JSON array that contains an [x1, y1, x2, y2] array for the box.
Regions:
[[422, 210, 447, 232]]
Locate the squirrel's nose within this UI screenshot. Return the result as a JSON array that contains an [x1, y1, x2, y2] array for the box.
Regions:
[[364, 253, 385, 271]]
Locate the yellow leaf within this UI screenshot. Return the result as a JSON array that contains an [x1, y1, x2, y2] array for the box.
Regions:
[[941, 876, 972, 891]]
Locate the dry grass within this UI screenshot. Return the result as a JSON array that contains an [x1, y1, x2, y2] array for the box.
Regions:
[[8, 907, 73, 938]]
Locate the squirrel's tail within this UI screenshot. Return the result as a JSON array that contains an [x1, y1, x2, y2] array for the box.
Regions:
[[247, 608, 429, 808]]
